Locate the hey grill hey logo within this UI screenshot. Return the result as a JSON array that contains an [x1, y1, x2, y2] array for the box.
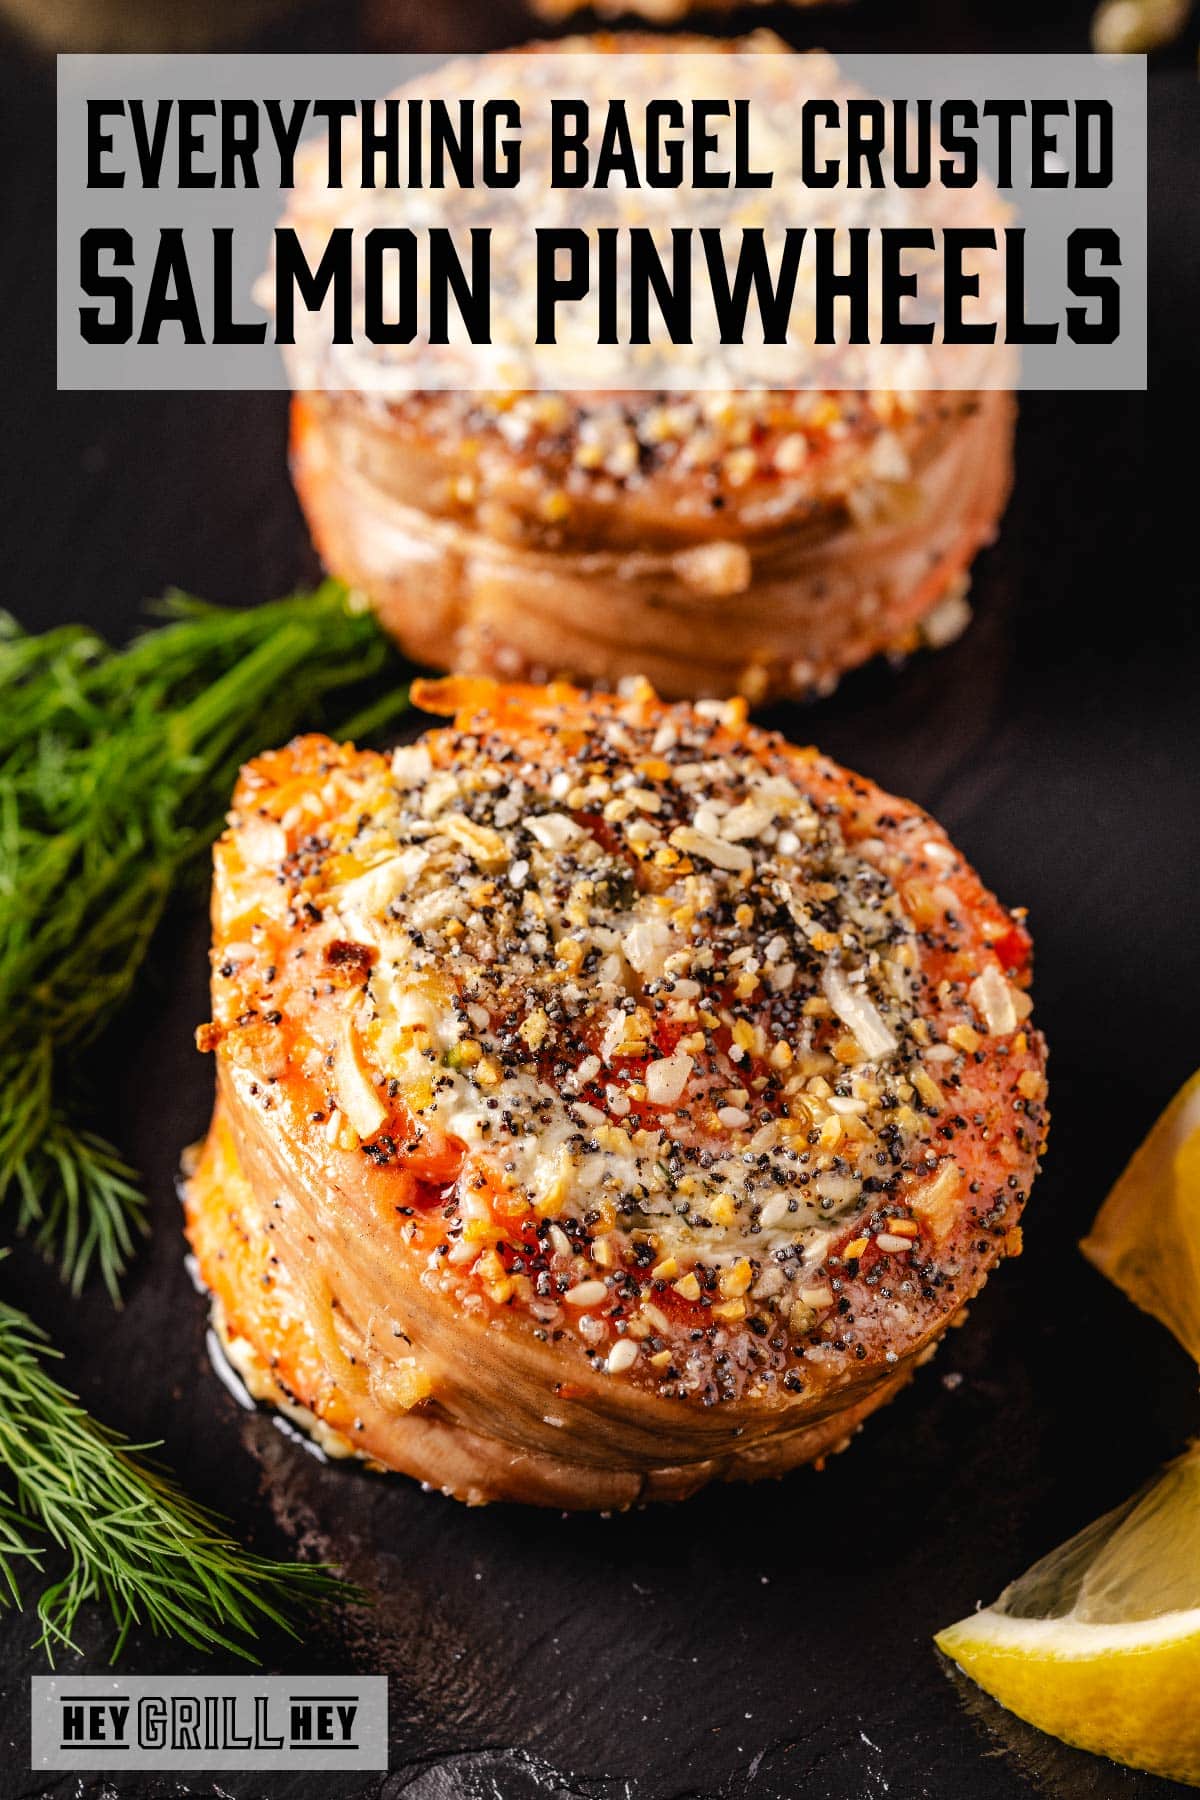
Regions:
[[31, 1676, 388, 1770]]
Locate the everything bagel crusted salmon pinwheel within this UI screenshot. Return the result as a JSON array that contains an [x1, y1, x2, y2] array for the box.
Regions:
[[282, 34, 1015, 703], [186, 678, 1047, 1508]]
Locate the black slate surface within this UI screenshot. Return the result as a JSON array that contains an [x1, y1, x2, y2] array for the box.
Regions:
[[0, 6, 1197, 1798]]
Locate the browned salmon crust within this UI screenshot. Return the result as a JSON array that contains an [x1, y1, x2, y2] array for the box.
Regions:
[[186, 677, 1047, 1507]]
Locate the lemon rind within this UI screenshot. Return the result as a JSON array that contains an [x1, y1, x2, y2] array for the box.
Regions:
[[938, 1604, 1200, 1658]]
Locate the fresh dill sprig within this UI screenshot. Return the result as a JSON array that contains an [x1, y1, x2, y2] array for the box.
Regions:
[[0, 1296, 347, 1661], [0, 582, 409, 1295]]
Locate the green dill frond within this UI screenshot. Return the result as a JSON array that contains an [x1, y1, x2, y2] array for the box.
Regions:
[[0, 1298, 351, 1662], [8, 1119, 146, 1305]]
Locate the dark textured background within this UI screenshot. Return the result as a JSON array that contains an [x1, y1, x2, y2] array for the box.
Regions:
[[0, 4, 1196, 1797]]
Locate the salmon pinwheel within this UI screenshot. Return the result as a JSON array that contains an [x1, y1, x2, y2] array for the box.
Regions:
[[187, 677, 1046, 1507]]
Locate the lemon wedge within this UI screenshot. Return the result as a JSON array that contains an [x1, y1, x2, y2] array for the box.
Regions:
[[937, 1440, 1200, 1785], [938, 1071, 1200, 1784], [1080, 1068, 1200, 1363]]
